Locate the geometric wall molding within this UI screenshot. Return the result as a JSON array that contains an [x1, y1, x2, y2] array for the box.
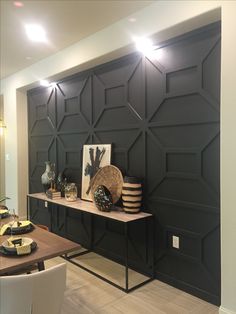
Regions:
[[28, 22, 221, 305]]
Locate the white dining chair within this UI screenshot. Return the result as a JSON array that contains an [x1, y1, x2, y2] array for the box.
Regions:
[[0, 263, 66, 314]]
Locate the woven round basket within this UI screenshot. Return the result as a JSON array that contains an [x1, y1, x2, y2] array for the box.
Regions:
[[90, 165, 123, 204]]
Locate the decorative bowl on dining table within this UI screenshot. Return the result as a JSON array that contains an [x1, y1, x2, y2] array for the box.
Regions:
[[0, 220, 35, 236], [0, 236, 37, 256], [0, 208, 10, 219]]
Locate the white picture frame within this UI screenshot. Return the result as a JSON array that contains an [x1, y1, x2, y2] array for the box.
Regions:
[[81, 144, 111, 201]]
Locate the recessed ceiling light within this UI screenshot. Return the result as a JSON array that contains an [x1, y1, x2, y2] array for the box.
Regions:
[[51, 82, 57, 88], [40, 80, 56, 88], [14, 1, 24, 7], [128, 17, 136, 23], [26, 56, 32, 60], [40, 80, 50, 87], [134, 37, 155, 55], [25, 24, 47, 43]]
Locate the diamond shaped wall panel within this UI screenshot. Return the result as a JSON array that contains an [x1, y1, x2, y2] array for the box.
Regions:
[[58, 115, 89, 132], [28, 23, 221, 305], [105, 85, 125, 107], [127, 132, 145, 178], [128, 57, 145, 119], [166, 66, 198, 94], [47, 90, 56, 128], [155, 27, 219, 71], [95, 54, 140, 86], [95, 107, 140, 128], [31, 119, 54, 135], [151, 124, 219, 148], [65, 97, 79, 114], [80, 76, 92, 124], [152, 177, 219, 207], [150, 94, 219, 124], [202, 134, 220, 194], [146, 134, 164, 193], [145, 57, 165, 118], [96, 129, 140, 149], [36, 105, 47, 120], [92, 74, 105, 124], [166, 152, 198, 174], [202, 40, 221, 103], [28, 88, 52, 129]]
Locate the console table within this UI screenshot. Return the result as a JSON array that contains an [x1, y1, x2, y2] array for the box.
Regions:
[[27, 193, 154, 292]]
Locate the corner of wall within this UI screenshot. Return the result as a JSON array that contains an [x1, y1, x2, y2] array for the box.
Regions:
[[220, 306, 236, 314]]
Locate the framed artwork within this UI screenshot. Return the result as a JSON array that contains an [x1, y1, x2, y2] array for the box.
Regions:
[[81, 144, 111, 201]]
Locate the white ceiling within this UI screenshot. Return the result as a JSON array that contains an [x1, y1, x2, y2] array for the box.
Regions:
[[0, 0, 153, 80]]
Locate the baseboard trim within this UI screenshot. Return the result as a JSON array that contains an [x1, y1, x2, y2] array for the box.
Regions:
[[219, 306, 236, 314], [155, 271, 220, 305]]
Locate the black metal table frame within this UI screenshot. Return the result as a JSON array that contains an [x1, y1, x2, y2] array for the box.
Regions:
[[27, 195, 154, 293], [62, 212, 155, 293]]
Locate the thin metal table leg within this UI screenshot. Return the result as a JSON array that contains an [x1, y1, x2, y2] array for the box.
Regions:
[[125, 222, 129, 292], [90, 213, 93, 251], [150, 216, 155, 279], [37, 261, 45, 271], [26, 196, 29, 220]]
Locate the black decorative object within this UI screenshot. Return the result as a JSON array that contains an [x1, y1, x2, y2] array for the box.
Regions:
[[90, 165, 123, 204], [93, 185, 113, 212], [57, 172, 67, 197], [122, 176, 142, 213]]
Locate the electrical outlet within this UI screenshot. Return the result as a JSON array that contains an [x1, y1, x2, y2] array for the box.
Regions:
[[172, 235, 179, 249], [45, 201, 48, 208]]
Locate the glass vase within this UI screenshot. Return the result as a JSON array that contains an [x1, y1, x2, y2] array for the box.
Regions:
[[65, 183, 77, 202]]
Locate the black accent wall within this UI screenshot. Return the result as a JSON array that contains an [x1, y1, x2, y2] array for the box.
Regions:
[[28, 23, 221, 304]]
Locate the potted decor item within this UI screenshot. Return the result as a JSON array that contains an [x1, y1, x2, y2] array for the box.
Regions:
[[122, 176, 142, 213], [65, 183, 78, 202], [57, 172, 67, 197], [41, 161, 55, 192]]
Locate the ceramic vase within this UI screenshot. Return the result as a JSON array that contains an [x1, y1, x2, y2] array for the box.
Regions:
[[122, 176, 142, 213], [41, 161, 55, 192]]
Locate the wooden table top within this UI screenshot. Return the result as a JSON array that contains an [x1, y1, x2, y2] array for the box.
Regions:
[[0, 218, 80, 275], [28, 193, 152, 223]]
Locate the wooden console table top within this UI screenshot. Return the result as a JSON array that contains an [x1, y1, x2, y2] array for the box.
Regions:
[[28, 193, 152, 223]]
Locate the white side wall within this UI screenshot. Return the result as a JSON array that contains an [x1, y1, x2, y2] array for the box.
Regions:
[[0, 1, 235, 312], [220, 2, 236, 314], [0, 95, 5, 198]]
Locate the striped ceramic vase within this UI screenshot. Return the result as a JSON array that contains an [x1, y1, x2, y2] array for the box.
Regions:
[[122, 176, 142, 213]]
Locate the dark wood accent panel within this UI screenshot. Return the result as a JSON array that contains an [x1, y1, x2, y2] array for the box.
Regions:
[[28, 23, 220, 304]]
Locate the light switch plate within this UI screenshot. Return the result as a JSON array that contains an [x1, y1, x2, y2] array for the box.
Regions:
[[5, 153, 10, 161], [172, 235, 179, 249]]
